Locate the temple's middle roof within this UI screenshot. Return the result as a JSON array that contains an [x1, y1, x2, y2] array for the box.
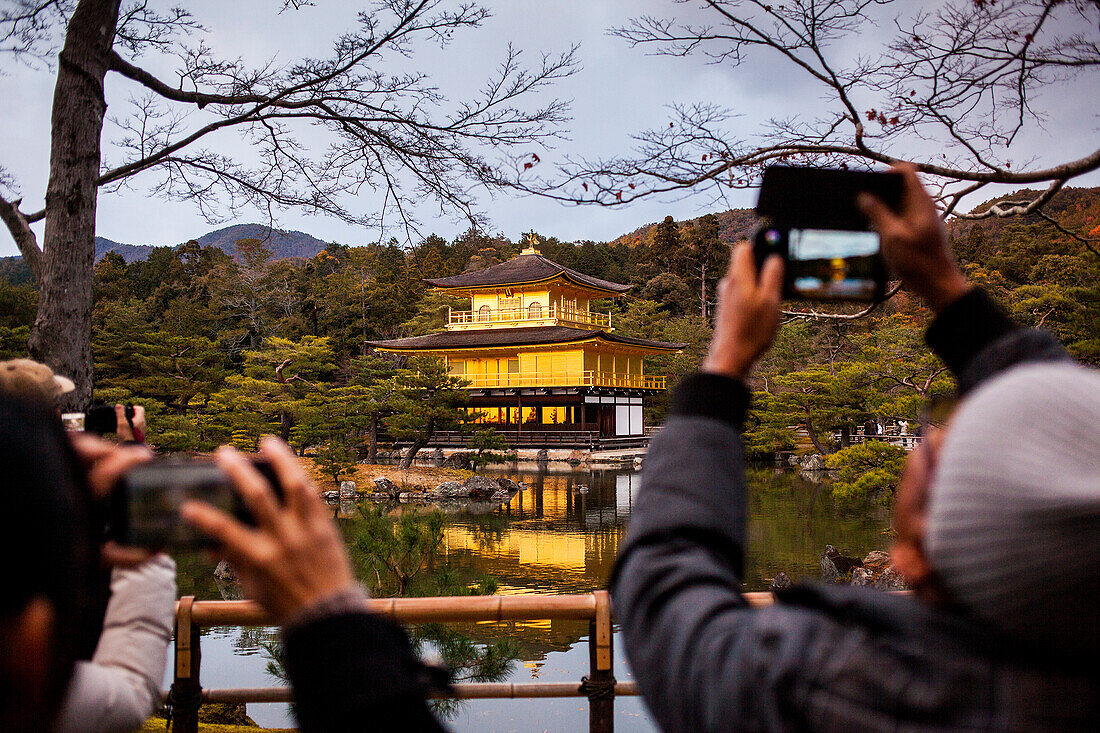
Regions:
[[423, 253, 631, 294]]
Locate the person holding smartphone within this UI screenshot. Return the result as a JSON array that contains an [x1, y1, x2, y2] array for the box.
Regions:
[[0, 362, 174, 733], [610, 165, 1099, 731]]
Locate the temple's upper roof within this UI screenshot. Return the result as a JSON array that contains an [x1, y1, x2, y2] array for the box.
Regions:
[[368, 326, 684, 352], [423, 253, 631, 294]]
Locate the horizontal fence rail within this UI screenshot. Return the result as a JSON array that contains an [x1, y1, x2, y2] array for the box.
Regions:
[[168, 592, 774, 732], [456, 370, 666, 390]]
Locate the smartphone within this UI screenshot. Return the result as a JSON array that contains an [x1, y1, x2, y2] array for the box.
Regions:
[[106, 458, 284, 548], [753, 165, 903, 302], [85, 403, 134, 435]]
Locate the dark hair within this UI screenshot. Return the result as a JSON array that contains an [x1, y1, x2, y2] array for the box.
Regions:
[[0, 397, 93, 726]]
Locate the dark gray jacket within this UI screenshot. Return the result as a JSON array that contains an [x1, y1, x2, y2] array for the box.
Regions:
[[611, 290, 1098, 732]]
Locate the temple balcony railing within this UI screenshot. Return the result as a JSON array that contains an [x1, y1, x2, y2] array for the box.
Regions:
[[455, 370, 665, 390], [447, 305, 612, 330]]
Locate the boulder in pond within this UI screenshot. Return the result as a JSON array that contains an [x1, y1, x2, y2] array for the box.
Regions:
[[497, 477, 523, 494], [770, 571, 792, 591], [321, 490, 339, 505], [850, 567, 875, 587], [821, 544, 863, 581], [535, 449, 549, 462], [567, 449, 588, 465], [442, 452, 470, 469], [872, 566, 909, 591], [801, 453, 826, 471], [489, 489, 511, 502], [214, 559, 238, 583], [339, 480, 356, 500], [431, 447, 445, 461], [463, 475, 500, 499], [373, 476, 400, 497], [862, 550, 892, 572], [430, 480, 468, 499]]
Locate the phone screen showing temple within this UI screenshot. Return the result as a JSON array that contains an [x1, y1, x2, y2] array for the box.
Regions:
[[788, 229, 879, 300]]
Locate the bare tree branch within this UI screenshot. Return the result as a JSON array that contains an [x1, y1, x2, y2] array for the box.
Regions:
[[519, 0, 1100, 226], [0, 192, 42, 277]]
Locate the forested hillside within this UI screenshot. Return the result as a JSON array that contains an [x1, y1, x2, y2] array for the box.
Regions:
[[0, 187, 1095, 503]]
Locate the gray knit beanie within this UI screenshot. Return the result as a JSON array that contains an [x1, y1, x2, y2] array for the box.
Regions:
[[925, 362, 1100, 657]]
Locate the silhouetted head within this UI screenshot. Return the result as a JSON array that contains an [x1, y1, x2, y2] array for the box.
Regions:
[[0, 397, 92, 732]]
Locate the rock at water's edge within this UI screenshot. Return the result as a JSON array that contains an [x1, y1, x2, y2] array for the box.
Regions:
[[373, 476, 400, 497], [497, 477, 523, 494], [214, 559, 238, 583], [821, 544, 863, 581], [862, 549, 891, 572], [801, 454, 826, 471], [850, 567, 875, 586], [427, 480, 467, 499], [463, 475, 500, 499]]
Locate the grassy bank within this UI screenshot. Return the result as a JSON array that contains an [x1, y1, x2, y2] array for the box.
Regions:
[[140, 723, 292, 733], [299, 456, 474, 492]]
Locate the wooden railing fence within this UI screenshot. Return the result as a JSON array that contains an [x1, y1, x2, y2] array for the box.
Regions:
[[167, 591, 775, 732]]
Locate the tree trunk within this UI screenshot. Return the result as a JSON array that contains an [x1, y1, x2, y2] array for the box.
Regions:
[[400, 435, 430, 470], [700, 263, 707, 319], [29, 0, 122, 410], [279, 409, 291, 442], [803, 413, 830, 455], [400, 418, 435, 469], [367, 413, 380, 463]]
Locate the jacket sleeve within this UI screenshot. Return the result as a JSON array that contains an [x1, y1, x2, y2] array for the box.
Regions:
[[925, 288, 1072, 395], [611, 374, 818, 733], [283, 610, 446, 733], [56, 555, 177, 733]]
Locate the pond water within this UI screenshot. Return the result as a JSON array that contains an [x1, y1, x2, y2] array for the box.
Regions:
[[168, 462, 890, 730]]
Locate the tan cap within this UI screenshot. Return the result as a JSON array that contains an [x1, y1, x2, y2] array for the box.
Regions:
[[0, 359, 76, 404]]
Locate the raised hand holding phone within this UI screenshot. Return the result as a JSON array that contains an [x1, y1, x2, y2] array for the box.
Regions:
[[856, 163, 971, 313], [702, 243, 784, 380], [181, 438, 358, 625]]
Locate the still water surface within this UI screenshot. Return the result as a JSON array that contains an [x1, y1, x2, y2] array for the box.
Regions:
[[170, 462, 889, 730]]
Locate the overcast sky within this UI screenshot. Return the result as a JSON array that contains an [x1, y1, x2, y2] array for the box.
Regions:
[[1, 0, 1098, 256]]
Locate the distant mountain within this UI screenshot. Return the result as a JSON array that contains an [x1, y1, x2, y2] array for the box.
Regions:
[[609, 208, 760, 248], [609, 186, 1100, 250], [94, 237, 154, 263], [184, 223, 331, 259], [93, 223, 332, 263]]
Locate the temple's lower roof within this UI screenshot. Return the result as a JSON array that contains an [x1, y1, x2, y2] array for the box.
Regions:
[[368, 326, 684, 352]]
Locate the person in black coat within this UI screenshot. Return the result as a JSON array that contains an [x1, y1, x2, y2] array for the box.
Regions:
[[610, 165, 1099, 732]]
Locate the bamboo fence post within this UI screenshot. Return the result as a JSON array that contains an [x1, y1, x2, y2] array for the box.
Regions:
[[168, 596, 202, 733], [585, 589, 615, 733]]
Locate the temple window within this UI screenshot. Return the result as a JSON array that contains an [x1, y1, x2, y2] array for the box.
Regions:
[[477, 305, 491, 321], [527, 302, 543, 319]]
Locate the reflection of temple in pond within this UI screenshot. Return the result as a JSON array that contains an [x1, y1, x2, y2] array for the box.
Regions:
[[429, 464, 641, 665], [442, 464, 638, 594]]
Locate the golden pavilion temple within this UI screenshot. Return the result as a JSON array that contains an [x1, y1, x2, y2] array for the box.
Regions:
[[369, 243, 684, 447]]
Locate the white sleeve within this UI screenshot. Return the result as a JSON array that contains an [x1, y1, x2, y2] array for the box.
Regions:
[[57, 555, 177, 733]]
